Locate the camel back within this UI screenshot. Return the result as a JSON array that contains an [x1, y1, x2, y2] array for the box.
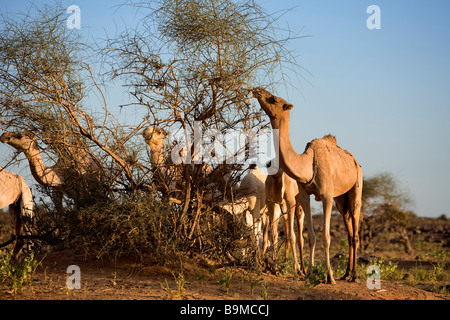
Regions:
[[304, 134, 357, 163]]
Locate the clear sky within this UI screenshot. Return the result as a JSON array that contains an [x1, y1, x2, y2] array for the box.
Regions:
[[1, 0, 449, 217]]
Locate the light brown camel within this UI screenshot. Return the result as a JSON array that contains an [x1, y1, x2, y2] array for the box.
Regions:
[[264, 165, 307, 275], [1, 132, 64, 187], [142, 126, 168, 173], [0, 131, 96, 211], [0, 166, 34, 260], [142, 126, 188, 203], [143, 125, 231, 205], [253, 88, 363, 284]]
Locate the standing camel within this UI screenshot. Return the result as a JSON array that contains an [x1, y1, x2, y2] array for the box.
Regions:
[[142, 126, 180, 193], [142, 126, 214, 196], [264, 165, 308, 275], [0, 166, 34, 260], [253, 88, 363, 284]]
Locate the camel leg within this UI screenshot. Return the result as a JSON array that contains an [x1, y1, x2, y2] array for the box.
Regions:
[[334, 194, 353, 280], [9, 205, 24, 261], [295, 204, 306, 275], [287, 203, 301, 274], [298, 184, 315, 268], [271, 204, 281, 260], [348, 183, 362, 282], [284, 193, 301, 274], [262, 215, 269, 255], [322, 195, 336, 284], [348, 212, 360, 282], [262, 202, 273, 256], [249, 197, 262, 250], [283, 211, 291, 262], [343, 212, 355, 280]]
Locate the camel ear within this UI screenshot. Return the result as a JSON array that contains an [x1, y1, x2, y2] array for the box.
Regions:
[[283, 103, 293, 111]]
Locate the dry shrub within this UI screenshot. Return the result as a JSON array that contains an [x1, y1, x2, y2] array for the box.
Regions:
[[66, 193, 177, 261], [34, 190, 256, 265]]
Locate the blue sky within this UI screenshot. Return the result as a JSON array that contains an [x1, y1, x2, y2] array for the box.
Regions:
[[1, 0, 450, 217], [266, 0, 450, 217]]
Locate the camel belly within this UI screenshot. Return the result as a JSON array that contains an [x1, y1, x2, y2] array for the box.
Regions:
[[304, 161, 358, 199], [331, 161, 358, 197]]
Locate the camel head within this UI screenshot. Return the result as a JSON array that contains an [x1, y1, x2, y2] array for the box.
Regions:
[[0, 131, 37, 153], [252, 87, 293, 119], [142, 126, 168, 151]]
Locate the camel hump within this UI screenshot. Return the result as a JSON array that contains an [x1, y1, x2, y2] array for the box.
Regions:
[[304, 134, 337, 152], [323, 134, 337, 145]]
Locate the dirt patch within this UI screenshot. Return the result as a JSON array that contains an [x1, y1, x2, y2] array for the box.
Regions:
[[1, 214, 449, 301], [0, 249, 448, 301]]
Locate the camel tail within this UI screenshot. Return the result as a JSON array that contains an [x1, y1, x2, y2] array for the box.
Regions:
[[356, 161, 363, 222]]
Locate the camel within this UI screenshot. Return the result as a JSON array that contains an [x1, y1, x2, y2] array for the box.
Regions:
[[143, 125, 237, 207], [0, 131, 97, 211], [235, 164, 268, 248], [142, 126, 175, 190], [253, 88, 363, 284], [142, 125, 214, 186], [217, 164, 268, 258], [263, 165, 307, 275], [216, 165, 267, 242], [0, 132, 64, 187], [142, 126, 169, 172], [0, 166, 34, 260]]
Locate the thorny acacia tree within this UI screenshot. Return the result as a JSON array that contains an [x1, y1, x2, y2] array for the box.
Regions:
[[103, 0, 303, 254], [104, 0, 301, 204]]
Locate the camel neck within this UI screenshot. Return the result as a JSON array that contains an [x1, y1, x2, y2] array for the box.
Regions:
[[23, 145, 63, 187], [272, 115, 314, 184], [150, 144, 165, 167]]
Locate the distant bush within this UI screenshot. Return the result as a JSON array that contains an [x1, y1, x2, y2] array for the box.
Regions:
[[361, 172, 418, 254]]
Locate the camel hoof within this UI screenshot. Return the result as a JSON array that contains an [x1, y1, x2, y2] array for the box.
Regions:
[[296, 270, 306, 278], [341, 271, 359, 282], [341, 274, 351, 281], [325, 275, 337, 285]]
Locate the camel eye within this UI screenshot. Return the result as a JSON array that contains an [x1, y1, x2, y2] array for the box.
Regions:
[[266, 96, 276, 104]]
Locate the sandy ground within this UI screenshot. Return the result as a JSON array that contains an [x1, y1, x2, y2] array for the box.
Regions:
[[1, 249, 448, 301]]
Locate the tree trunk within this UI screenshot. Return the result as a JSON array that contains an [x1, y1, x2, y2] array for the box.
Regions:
[[398, 228, 414, 255]]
